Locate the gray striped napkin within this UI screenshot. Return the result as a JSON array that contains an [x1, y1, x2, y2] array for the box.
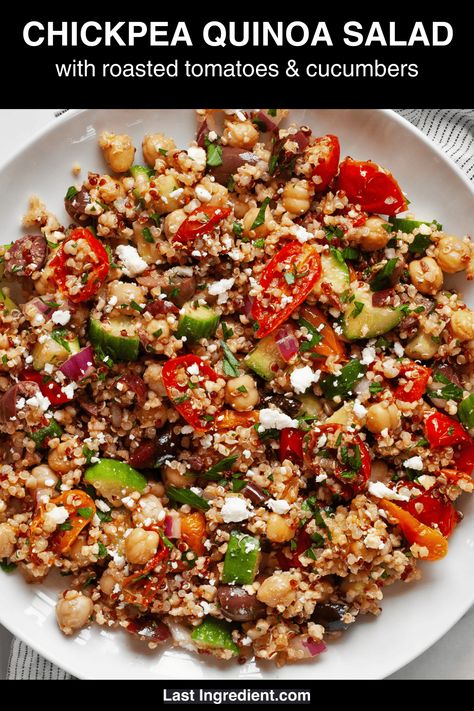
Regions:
[[6, 108, 474, 680]]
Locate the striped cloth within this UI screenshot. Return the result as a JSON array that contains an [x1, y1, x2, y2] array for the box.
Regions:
[[7, 108, 474, 680]]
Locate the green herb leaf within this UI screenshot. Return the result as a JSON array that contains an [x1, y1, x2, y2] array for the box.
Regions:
[[227, 175, 235, 192], [341, 247, 359, 261], [320, 360, 366, 400], [97, 542, 108, 558], [174, 394, 190, 405], [221, 322, 234, 341], [59, 520, 73, 531], [267, 109, 277, 117], [206, 142, 223, 168], [202, 454, 238, 480], [299, 316, 323, 353], [232, 221, 243, 238], [351, 301, 364, 318], [104, 244, 118, 269], [82, 445, 96, 465], [369, 382, 384, 395], [0, 560, 17, 573], [254, 238, 265, 249], [142, 227, 154, 243], [340, 444, 362, 471], [250, 198, 270, 231], [96, 509, 112, 523], [65, 186, 78, 201], [221, 341, 240, 377], [370, 258, 399, 292], [166, 486, 210, 511], [268, 154, 279, 175], [77, 507, 93, 519], [408, 234, 432, 254], [232, 478, 247, 493], [82, 575, 97, 589], [51, 328, 71, 353]]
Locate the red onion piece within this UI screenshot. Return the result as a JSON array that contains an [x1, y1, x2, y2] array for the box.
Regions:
[[254, 110, 278, 132], [292, 129, 311, 152], [302, 638, 327, 657], [196, 118, 209, 148], [59, 346, 94, 382], [0, 382, 39, 422], [244, 296, 254, 318], [209, 147, 259, 186], [275, 323, 299, 362], [126, 616, 171, 643], [164, 513, 181, 539], [145, 298, 179, 317]]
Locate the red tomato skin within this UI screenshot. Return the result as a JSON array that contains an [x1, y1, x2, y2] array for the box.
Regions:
[[20, 369, 72, 406], [308, 134, 340, 192], [251, 242, 321, 339], [162, 355, 219, 431], [338, 158, 407, 215], [425, 412, 470, 448], [454, 442, 474, 475], [172, 206, 231, 243], [279, 428, 304, 463], [50, 228, 109, 303], [393, 363, 431, 403], [277, 528, 312, 570], [401, 490, 460, 538]]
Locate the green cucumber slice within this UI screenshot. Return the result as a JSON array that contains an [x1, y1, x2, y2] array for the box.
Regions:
[[0, 287, 18, 314], [342, 288, 402, 340], [29, 419, 63, 449], [190, 618, 239, 656], [89, 317, 139, 361], [389, 217, 442, 233], [32, 334, 80, 371], [130, 165, 155, 197], [222, 530, 261, 585], [84, 458, 147, 504], [244, 333, 285, 381], [177, 304, 220, 341], [313, 252, 350, 296]]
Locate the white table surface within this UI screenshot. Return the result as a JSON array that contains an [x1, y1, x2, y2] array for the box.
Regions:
[[0, 109, 472, 681]]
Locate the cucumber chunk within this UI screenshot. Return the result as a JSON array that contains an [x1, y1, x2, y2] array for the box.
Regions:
[[177, 303, 220, 341], [89, 317, 140, 361], [342, 288, 402, 340], [130, 165, 155, 197], [313, 252, 350, 296], [222, 530, 261, 585], [32, 334, 80, 371], [244, 333, 285, 381], [191, 618, 239, 656], [84, 458, 147, 505], [29, 419, 63, 449], [0, 287, 18, 314], [458, 394, 474, 429], [389, 217, 442, 233]]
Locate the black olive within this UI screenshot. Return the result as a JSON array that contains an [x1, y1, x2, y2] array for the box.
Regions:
[[311, 603, 350, 632], [262, 393, 301, 418]]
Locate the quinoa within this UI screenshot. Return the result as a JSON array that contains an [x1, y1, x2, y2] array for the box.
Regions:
[[0, 108, 473, 667]]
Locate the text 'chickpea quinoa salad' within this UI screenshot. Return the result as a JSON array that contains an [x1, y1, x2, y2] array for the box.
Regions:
[[1, 109, 474, 666]]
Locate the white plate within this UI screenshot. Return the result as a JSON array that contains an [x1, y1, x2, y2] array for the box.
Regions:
[[1, 109, 473, 680]]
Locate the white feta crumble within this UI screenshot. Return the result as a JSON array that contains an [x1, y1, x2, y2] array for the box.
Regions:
[[404, 455, 423, 471], [187, 146, 206, 169], [364, 532, 385, 550], [258, 408, 298, 431], [361, 346, 376, 365], [96, 499, 111, 513], [195, 185, 212, 202], [24, 355, 33, 364], [26, 392, 51, 412], [385, 248, 396, 259], [187, 363, 200, 376], [290, 365, 320, 394], [43, 363, 54, 375], [51, 309, 71, 325], [208, 278, 235, 296], [44, 506, 69, 527], [293, 225, 313, 243], [116, 244, 148, 277], [393, 342, 404, 358], [267, 499, 291, 514], [207, 131, 218, 142], [221, 497, 251, 523], [418, 223, 432, 235], [416, 475, 436, 490], [200, 601, 212, 615], [315, 474, 327, 483], [169, 187, 184, 199], [353, 399, 368, 419], [368, 481, 409, 502], [61, 383, 76, 400]]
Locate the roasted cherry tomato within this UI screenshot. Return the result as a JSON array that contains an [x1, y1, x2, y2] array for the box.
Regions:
[[122, 539, 170, 607], [402, 489, 460, 538], [162, 355, 220, 431], [20, 369, 72, 406], [251, 242, 321, 338], [298, 304, 346, 364], [277, 526, 312, 570], [181, 511, 207, 556], [454, 441, 474, 476], [51, 490, 96, 553], [338, 158, 407, 215], [304, 424, 371, 498], [280, 428, 304, 463], [425, 411, 470, 448], [382, 499, 448, 561], [393, 362, 431, 403], [50, 228, 109, 303], [215, 410, 259, 430], [307, 134, 340, 192], [172, 205, 231, 243]]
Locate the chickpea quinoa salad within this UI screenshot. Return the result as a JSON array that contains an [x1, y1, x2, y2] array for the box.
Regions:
[[1, 109, 474, 666]]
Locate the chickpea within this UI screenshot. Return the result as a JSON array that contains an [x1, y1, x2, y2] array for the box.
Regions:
[[360, 216, 391, 251], [153, 174, 185, 214], [366, 402, 401, 433], [257, 572, 297, 607], [224, 374, 259, 412], [124, 528, 159, 565], [161, 463, 195, 489], [98, 132, 135, 173], [206, 181, 229, 208], [107, 280, 147, 317], [405, 330, 439, 360], [99, 569, 121, 596], [142, 133, 176, 167], [163, 209, 187, 240], [408, 257, 443, 296], [143, 363, 167, 396], [133, 221, 162, 265], [0, 522, 15, 559], [133, 494, 164, 526], [242, 205, 276, 239], [48, 440, 76, 473], [56, 590, 93, 635], [282, 179, 313, 216], [436, 235, 470, 274], [145, 318, 170, 342], [450, 309, 474, 342], [28, 464, 58, 490], [223, 120, 259, 148], [266, 513, 295, 543]]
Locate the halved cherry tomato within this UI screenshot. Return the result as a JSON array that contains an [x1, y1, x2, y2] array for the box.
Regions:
[[50, 228, 109, 303], [51, 490, 96, 553], [397, 484, 460, 538], [304, 424, 371, 498], [280, 428, 304, 463], [454, 441, 474, 475], [172, 205, 231, 243], [382, 499, 448, 561], [338, 158, 407, 215], [425, 411, 470, 448], [307, 134, 340, 192], [20, 369, 72, 406], [393, 362, 431, 403], [215, 410, 259, 430], [181, 511, 206, 556], [122, 539, 170, 607], [162, 355, 220, 431], [299, 304, 346, 363], [251, 242, 321, 339], [277, 526, 312, 570]]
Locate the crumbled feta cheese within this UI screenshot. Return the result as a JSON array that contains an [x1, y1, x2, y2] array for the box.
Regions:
[[315, 473, 327, 483], [181, 425, 194, 434], [385, 248, 396, 259], [96, 499, 111, 513], [26, 392, 51, 412], [195, 185, 212, 202], [187, 363, 200, 376], [353, 399, 367, 419], [221, 497, 251, 523], [116, 244, 148, 277], [51, 309, 71, 325], [43, 363, 54, 374], [404, 455, 423, 471], [24, 354, 33, 364], [190, 486, 203, 496], [393, 342, 404, 357], [44, 506, 69, 527], [317, 434, 327, 448], [361, 346, 376, 365], [61, 383, 76, 400], [169, 187, 184, 199], [368, 481, 409, 501], [293, 225, 313, 243], [259, 408, 298, 430], [418, 223, 432, 235], [208, 278, 235, 296], [364, 532, 385, 550], [187, 146, 206, 169], [200, 600, 212, 615], [290, 365, 320, 394], [416, 475, 436, 490], [267, 499, 291, 514], [207, 131, 218, 142]]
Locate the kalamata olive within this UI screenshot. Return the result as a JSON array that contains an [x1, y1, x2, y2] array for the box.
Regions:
[[163, 275, 197, 308], [117, 374, 147, 407], [155, 427, 181, 466], [4, 235, 47, 277], [217, 585, 265, 622], [241, 482, 268, 505], [209, 147, 259, 186], [371, 289, 394, 308], [196, 118, 209, 148], [253, 110, 278, 132], [311, 603, 350, 632], [126, 616, 170, 643], [145, 299, 179, 317], [399, 315, 418, 338], [0, 382, 39, 422], [262, 393, 301, 418], [129, 441, 159, 469], [64, 188, 93, 224]]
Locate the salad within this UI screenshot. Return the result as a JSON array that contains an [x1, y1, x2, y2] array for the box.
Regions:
[[0, 108, 473, 665]]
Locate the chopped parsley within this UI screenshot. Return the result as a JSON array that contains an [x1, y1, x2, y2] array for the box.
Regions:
[[370, 258, 399, 292], [431, 371, 463, 402], [96, 509, 112, 523], [268, 153, 279, 175], [221, 340, 240, 377], [77, 507, 93, 519], [299, 316, 323, 353], [0, 560, 17, 573], [51, 328, 71, 353], [227, 175, 235, 192], [97, 542, 108, 558], [221, 322, 234, 341], [142, 227, 154, 243], [250, 197, 270, 230], [254, 238, 265, 249], [350, 301, 365, 318], [408, 233, 432, 254], [174, 394, 190, 405], [58, 520, 73, 531], [202, 454, 238, 481], [205, 139, 223, 168], [232, 221, 243, 238], [65, 186, 78, 201], [166, 486, 210, 511], [267, 109, 277, 117], [369, 382, 384, 395]]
